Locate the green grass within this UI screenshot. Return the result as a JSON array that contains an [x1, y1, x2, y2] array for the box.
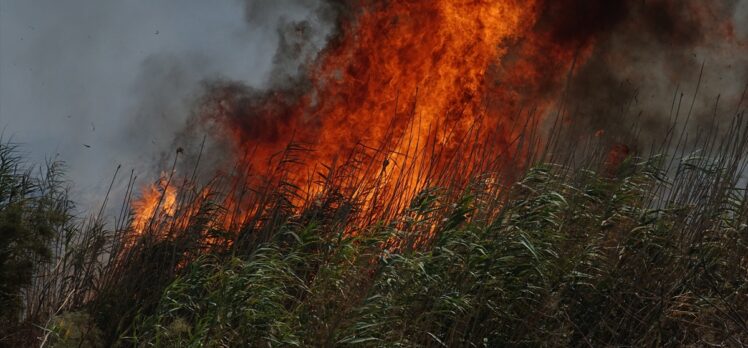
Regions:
[[120, 155, 747, 346]]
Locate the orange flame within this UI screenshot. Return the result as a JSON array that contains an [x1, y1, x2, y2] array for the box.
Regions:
[[131, 182, 177, 235], [131, 1, 614, 237], [210, 1, 599, 181]]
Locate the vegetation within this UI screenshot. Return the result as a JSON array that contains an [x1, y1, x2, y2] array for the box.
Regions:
[[1, 110, 747, 346], [124, 155, 748, 346], [0, 142, 112, 347]]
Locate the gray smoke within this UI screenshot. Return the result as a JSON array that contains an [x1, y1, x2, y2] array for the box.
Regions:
[[557, 0, 748, 151], [0, 0, 335, 215]]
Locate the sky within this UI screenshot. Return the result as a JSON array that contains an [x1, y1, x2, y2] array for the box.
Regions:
[[0, 0, 329, 214]]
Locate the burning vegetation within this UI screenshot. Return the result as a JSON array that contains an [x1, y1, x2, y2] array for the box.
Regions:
[[2, 0, 748, 346], [131, 0, 746, 240], [131, 0, 635, 236]]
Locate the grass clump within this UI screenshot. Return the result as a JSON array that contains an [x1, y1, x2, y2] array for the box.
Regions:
[[0, 142, 75, 345]]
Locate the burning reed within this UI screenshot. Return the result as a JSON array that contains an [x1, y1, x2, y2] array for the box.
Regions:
[[2, 0, 747, 346]]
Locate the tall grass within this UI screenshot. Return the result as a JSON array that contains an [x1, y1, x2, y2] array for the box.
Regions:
[[123, 138, 748, 346], [0, 140, 113, 346], [2, 95, 747, 346]]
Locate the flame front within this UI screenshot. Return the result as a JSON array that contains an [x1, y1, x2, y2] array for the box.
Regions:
[[132, 0, 609, 235]]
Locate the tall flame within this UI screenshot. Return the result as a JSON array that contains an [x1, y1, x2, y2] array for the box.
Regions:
[[210, 0, 597, 179], [133, 0, 612, 234]]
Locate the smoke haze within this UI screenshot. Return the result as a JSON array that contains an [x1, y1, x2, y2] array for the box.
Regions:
[[0, 0, 333, 214]]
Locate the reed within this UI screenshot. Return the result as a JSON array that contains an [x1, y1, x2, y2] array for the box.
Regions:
[[2, 91, 747, 346]]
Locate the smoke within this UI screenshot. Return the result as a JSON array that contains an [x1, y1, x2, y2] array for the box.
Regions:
[[555, 0, 748, 150], [0, 0, 338, 214], [162, 0, 339, 181]]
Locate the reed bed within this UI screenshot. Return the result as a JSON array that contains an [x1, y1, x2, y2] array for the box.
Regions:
[[1, 92, 747, 346]]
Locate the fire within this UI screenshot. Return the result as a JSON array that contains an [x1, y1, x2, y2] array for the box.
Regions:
[[132, 181, 177, 235], [209, 1, 603, 178], [131, 1, 618, 236], [310, 1, 534, 157]]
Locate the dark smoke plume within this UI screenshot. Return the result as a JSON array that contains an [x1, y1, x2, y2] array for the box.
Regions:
[[556, 0, 748, 151]]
